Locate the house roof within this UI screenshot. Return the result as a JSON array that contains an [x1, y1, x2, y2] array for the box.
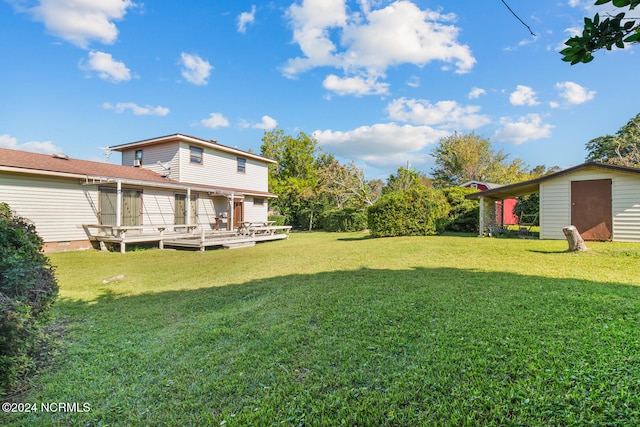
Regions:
[[109, 133, 277, 164], [0, 147, 277, 197], [466, 162, 640, 201], [0, 147, 172, 183]]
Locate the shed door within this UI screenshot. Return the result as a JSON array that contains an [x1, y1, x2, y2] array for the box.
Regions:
[[571, 179, 612, 240]]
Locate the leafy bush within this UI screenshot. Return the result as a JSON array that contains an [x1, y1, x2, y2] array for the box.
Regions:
[[268, 214, 285, 226], [440, 187, 479, 232], [318, 208, 368, 232], [0, 203, 58, 394], [367, 187, 450, 238]]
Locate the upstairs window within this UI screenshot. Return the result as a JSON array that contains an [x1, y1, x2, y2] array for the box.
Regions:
[[237, 157, 246, 173], [190, 146, 203, 164], [135, 150, 143, 166]]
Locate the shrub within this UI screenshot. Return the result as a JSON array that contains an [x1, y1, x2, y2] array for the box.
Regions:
[[440, 187, 479, 232], [268, 214, 285, 226], [318, 208, 368, 232], [0, 203, 58, 394], [367, 187, 450, 238]]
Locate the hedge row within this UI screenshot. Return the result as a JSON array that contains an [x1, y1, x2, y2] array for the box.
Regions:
[[367, 187, 451, 237], [274, 187, 479, 235]]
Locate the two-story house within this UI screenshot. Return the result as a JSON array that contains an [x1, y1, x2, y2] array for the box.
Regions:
[[0, 134, 278, 252]]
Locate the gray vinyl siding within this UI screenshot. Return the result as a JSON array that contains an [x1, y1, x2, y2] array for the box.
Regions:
[[540, 168, 640, 242], [122, 143, 180, 180], [612, 174, 640, 242], [140, 189, 175, 228], [122, 142, 269, 194], [196, 196, 233, 230], [539, 180, 570, 240], [243, 197, 269, 223], [139, 191, 222, 230], [177, 142, 269, 192], [0, 173, 99, 243]]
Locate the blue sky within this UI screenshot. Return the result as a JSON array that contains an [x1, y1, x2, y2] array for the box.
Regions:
[[1, 0, 638, 180]]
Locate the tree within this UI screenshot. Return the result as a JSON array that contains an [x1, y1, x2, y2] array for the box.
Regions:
[[317, 159, 378, 209], [430, 132, 530, 188], [528, 164, 561, 178], [514, 193, 540, 226], [561, 0, 640, 65], [585, 113, 640, 166], [383, 167, 432, 195], [260, 129, 320, 224]]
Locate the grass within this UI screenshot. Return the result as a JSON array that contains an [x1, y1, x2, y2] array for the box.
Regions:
[[4, 232, 640, 426]]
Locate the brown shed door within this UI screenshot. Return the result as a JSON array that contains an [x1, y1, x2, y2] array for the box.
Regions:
[[571, 179, 612, 240]]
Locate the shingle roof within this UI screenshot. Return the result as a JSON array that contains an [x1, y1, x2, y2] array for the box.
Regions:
[[0, 147, 173, 183], [466, 162, 640, 200], [0, 147, 277, 197]]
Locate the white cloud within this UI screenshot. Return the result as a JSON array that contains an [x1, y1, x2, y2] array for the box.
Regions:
[[509, 85, 540, 106], [563, 26, 582, 38], [180, 53, 213, 85], [323, 73, 389, 96], [283, 0, 475, 90], [555, 81, 596, 105], [314, 122, 449, 168], [82, 51, 131, 82], [386, 98, 490, 130], [200, 113, 230, 129], [237, 5, 256, 33], [252, 115, 278, 130], [493, 114, 553, 144], [103, 102, 169, 116], [0, 134, 62, 154], [406, 76, 420, 88], [468, 87, 486, 99], [12, 0, 134, 48]]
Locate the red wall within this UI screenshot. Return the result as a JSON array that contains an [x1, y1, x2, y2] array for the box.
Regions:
[[502, 198, 518, 225]]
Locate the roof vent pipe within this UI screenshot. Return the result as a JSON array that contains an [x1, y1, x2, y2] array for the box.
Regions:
[[52, 153, 69, 160]]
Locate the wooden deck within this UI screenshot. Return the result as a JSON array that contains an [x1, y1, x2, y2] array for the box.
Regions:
[[83, 224, 291, 253]]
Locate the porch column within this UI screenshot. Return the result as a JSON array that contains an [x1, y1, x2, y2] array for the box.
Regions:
[[116, 180, 122, 227], [478, 195, 485, 237], [229, 192, 235, 231], [186, 187, 191, 225]]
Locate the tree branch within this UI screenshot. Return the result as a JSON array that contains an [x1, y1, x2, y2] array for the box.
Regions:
[[500, 0, 536, 37]]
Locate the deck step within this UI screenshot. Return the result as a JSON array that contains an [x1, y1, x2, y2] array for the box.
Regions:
[[223, 241, 256, 249]]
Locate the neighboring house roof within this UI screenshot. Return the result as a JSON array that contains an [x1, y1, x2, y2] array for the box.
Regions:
[[109, 133, 277, 164], [460, 180, 504, 190], [466, 162, 640, 200], [0, 147, 277, 197]]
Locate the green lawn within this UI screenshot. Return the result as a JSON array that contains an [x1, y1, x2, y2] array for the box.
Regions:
[[5, 232, 640, 426]]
